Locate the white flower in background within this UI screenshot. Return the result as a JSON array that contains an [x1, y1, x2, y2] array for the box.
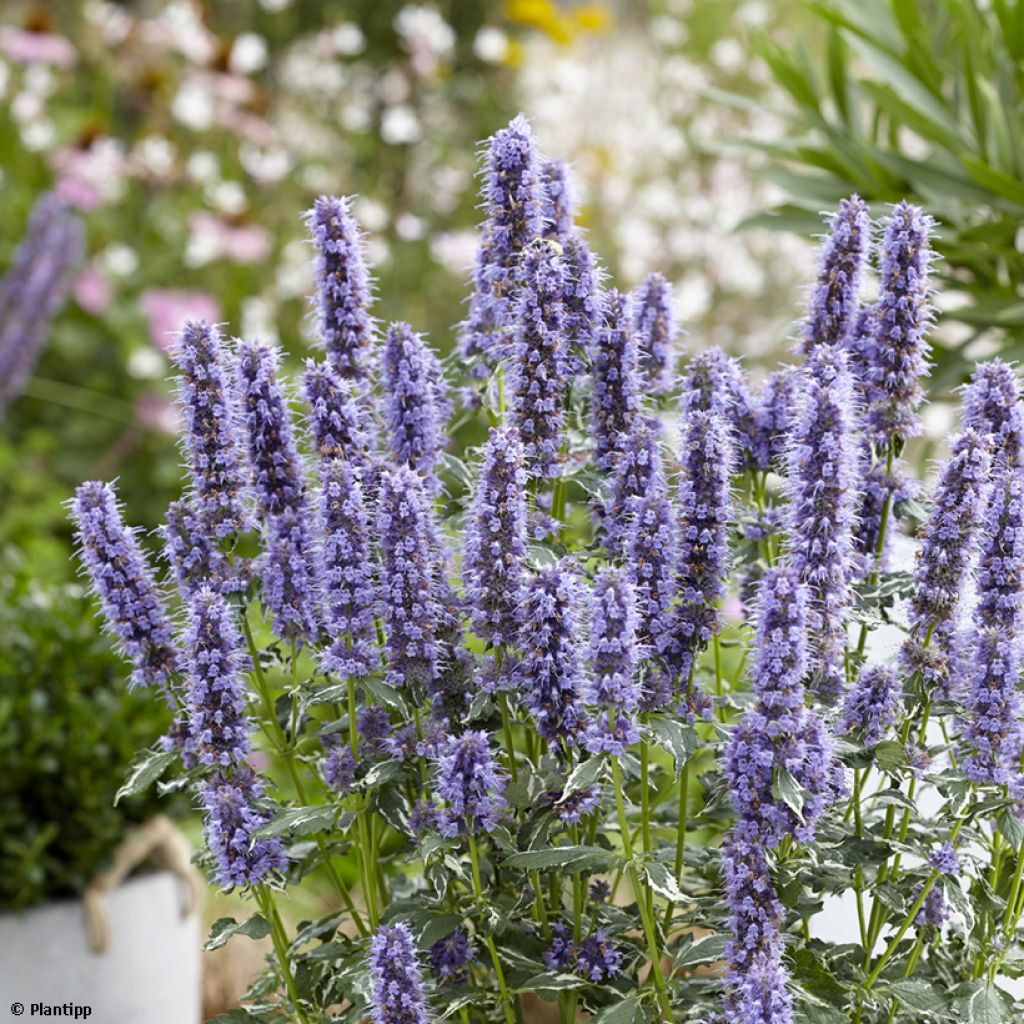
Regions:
[[84, 1, 134, 45], [186, 150, 219, 184], [147, 0, 217, 64], [395, 213, 426, 241], [134, 135, 176, 177], [473, 26, 509, 64], [241, 296, 279, 346], [0, 60, 9, 100], [128, 346, 167, 380], [239, 144, 292, 183], [11, 90, 44, 122], [354, 197, 389, 233], [276, 239, 314, 301], [24, 64, 56, 98], [381, 105, 421, 145], [230, 33, 268, 75], [395, 5, 455, 79], [172, 79, 214, 131], [332, 22, 366, 56], [209, 180, 247, 215], [430, 230, 479, 278], [22, 119, 56, 152], [100, 243, 140, 278]]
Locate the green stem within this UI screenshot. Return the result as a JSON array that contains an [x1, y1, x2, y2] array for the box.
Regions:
[[611, 755, 673, 1020], [467, 833, 517, 1024], [256, 884, 308, 1023], [498, 691, 519, 784], [664, 761, 690, 933]]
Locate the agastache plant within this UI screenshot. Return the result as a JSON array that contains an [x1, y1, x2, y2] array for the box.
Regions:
[[73, 121, 1024, 1024], [632, 271, 676, 390]]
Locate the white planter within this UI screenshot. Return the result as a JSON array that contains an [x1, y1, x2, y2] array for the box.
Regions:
[[0, 871, 200, 1024]]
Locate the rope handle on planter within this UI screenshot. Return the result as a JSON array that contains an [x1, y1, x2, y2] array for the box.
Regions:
[[82, 815, 203, 954]]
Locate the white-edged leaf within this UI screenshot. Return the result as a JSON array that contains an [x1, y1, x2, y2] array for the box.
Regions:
[[204, 914, 271, 951], [115, 748, 177, 806]]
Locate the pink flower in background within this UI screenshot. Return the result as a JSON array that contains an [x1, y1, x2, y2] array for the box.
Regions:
[[0, 26, 77, 67], [50, 142, 126, 211], [188, 213, 272, 264], [74, 268, 112, 315], [135, 393, 180, 435], [141, 289, 220, 352]]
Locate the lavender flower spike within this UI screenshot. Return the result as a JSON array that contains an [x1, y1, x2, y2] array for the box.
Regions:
[[901, 430, 990, 698], [626, 464, 676, 655], [264, 506, 320, 644], [508, 240, 570, 477], [680, 348, 758, 464], [301, 358, 369, 466], [0, 192, 83, 411], [751, 366, 800, 472], [377, 466, 443, 686], [632, 271, 676, 391], [963, 358, 1024, 468], [463, 425, 528, 647], [666, 409, 733, 682], [172, 320, 250, 537], [605, 414, 663, 553], [236, 339, 309, 521], [591, 288, 640, 472], [541, 157, 574, 243], [787, 345, 859, 703], [459, 114, 544, 364], [71, 480, 182, 690], [202, 768, 287, 888], [800, 195, 871, 355], [842, 665, 900, 746], [319, 459, 378, 677], [383, 322, 448, 488], [862, 201, 935, 447], [435, 730, 508, 837], [305, 195, 375, 379], [182, 586, 251, 768], [584, 568, 642, 756], [162, 498, 232, 600], [368, 922, 429, 1024], [960, 458, 1024, 783], [515, 561, 587, 744], [561, 234, 601, 360]]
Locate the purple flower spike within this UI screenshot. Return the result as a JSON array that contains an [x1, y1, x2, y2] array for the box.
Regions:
[[854, 460, 917, 577], [182, 586, 251, 769], [626, 469, 676, 654], [508, 240, 570, 477], [0, 193, 83, 411], [901, 430, 990, 698], [591, 288, 640, 473], [434, 729, 508, 837], [963, 359, 1024, 468], [861, 201, 935, 447], [577, 931, 623, 981], [515, 561, 587, 744], [162, 498, 234, 599], [728, 951, 795, 1024], [666, 409, 733, 682], [632, 272, 676, 391], [172, 320, 250, 538], [383, 322, 448, 488], [459, 114, 544, 365], [377, 466, 443, 686], [368, 922, 429, 1024], [319, 459, 378, 677], [463, 425, 529, 647], [752, 366, 800, 472], [584, 568, 642, 755], [681, 348, 757, 465], [801, 195, 871, 355], [561, 234, 601, 360], [605, 415, 663, 553], [71, 480, 182, 691], [842, 665, 900, 746], [541, 157, 575, 243], [786, 345, 859, 704], [301, 358, 370, 466], [263, 506, 320, 644], [305, 195, 375, 379], [430, 928, 476, 987], [236, 339, 309, 522], [201, 768, 287, 889], [960, 459, 1024, 784]]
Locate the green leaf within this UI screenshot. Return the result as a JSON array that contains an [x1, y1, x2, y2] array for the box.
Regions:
[[114, 748, 177, 806], [674, 933, 728, 969], [874, 740, 909, 773], [589, 993, 644, 1024], [998, 812, 1024, 847], [649, 718, 701, 772], [642, 860, 685, 904], [560, 756, 604, 800], [363, 759, 404, 790], [362, 678, 410, 716], [503, 845, 612, 873], [772, 768, 807, 821], [945, 879, 976, 932], [956, 981, 1008, 1023], [300, 682, 350, 712], [512, 972, 587, 996], [253, 804, 338, 839], [204, 914, 271, 951], [883, 978, 945, 1014]]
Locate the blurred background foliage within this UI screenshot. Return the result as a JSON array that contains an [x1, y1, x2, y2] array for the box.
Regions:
[[745, 0, 1024, 391]]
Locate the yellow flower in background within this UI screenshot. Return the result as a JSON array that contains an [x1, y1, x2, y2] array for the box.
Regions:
[[504, 0, 610, 45]]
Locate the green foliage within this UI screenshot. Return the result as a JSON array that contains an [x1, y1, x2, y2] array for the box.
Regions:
[[0, 550, 180, 909], [749, 0, 1024, 387]]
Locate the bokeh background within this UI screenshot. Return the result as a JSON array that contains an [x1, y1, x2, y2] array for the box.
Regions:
[[3, 0, 1021, 1015]]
